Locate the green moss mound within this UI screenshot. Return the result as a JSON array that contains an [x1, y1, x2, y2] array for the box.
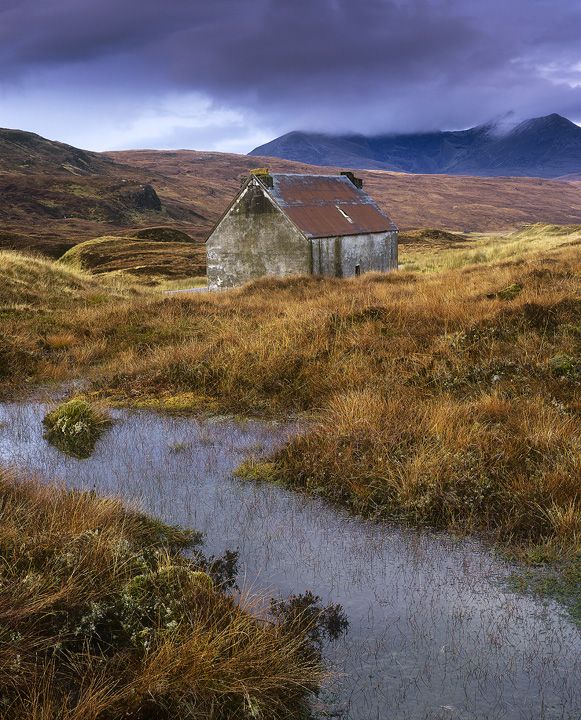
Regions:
[[43, 397, 113, 458]]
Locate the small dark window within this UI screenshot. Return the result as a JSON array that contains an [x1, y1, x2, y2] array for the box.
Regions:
[[355, 264, 361, 277]]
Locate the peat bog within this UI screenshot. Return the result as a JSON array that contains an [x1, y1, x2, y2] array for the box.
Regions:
[[0, 401, 579, 719]]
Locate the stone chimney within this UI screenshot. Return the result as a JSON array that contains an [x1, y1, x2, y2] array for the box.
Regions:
[[340, 171, 363, 189], [250, 167, 273, 188]]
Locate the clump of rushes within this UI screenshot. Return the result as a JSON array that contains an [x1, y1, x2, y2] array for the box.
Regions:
[[265, 389, 580, 619], [43, 397, 112, 458], [0, 469, 326, 720]]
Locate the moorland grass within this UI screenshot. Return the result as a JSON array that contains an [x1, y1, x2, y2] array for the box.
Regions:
[[0, 250, 135, 386], [399, 223, 581, 272], [0, 469, 325, 719], [0, 228, 579, 566], [0, 250, 101, 308]]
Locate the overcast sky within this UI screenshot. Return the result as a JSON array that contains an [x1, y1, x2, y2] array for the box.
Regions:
[[1, 0, 580, 152]]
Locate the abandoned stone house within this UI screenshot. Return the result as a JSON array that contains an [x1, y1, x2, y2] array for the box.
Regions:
[[206, 170, 398, 290]]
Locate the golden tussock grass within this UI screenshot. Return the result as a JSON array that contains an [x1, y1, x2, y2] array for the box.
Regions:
[[0, 251, 100, 308], [399, 222, 581, 272], [0, 469, 324, 719], [0, 228, 579, 561]]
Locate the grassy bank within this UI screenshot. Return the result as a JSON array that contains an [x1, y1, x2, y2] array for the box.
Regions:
[[1, 228, 579, 571], [399, 223, 581, 272], [0, 470, 325, 719], [59, 233, 206, 285]]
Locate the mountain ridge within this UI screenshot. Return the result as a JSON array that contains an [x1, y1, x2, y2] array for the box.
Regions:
[[250, 113, 581, 178]]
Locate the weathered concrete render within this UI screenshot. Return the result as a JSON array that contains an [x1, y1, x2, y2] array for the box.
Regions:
[[207, 181, 310, 290], [311, 231, 398, 277]]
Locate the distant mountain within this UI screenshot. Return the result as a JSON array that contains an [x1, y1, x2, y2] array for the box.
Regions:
[[250, 114, 581, 178]]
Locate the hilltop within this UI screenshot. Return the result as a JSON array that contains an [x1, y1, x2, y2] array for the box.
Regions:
[[250, 113, 581, 178], [0, 129, 208, 257]]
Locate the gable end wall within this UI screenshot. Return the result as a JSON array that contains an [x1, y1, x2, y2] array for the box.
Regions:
[[206, 181, 310, 289]]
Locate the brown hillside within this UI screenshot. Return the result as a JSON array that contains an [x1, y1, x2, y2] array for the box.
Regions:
[[110, 149, 581, 236], [1, 127, 581, 258]]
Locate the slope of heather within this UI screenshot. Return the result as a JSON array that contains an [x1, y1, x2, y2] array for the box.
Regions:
[[0, 128, 209, 258]]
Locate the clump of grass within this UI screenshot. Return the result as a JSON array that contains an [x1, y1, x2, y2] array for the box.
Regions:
[[0, 469, 326, 719], [268, 391, 580, 545], [235, 459, 278, 482], [43, 397, 113, 458]]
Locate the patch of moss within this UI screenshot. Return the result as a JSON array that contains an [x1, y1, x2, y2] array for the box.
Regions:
[[235, 459, 278, 482], [549, 354, 580, 379], [43, 397, 112, 458], [497, 283, 523, 300], [508, 555, 580, 627], [132, 392, 220, 415]]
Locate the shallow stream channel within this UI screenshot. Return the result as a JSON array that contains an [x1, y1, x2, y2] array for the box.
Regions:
[[0, 400, 579, 720]]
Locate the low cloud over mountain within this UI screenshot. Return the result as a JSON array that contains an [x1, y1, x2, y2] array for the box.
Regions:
[[0, 1, 580, 151], [250, 114, 581, 178]]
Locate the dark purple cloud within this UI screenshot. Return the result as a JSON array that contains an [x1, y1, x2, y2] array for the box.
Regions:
[[1, 0, 580, 149]]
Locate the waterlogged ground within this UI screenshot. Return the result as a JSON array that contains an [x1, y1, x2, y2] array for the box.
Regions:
[[0, 401, 579, 720]]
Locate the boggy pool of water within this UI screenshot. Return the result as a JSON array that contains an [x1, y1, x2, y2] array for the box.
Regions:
[[0, 402, 579, 720]]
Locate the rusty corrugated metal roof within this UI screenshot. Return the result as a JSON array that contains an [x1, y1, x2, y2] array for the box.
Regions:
[[259, 174, 397, 238]]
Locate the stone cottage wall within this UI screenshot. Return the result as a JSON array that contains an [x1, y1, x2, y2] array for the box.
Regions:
[[311, 230, 398, 277], [206, 182, 311, 290]]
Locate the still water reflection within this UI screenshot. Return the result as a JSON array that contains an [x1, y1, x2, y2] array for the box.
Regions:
[[0, 402, 579, 720]]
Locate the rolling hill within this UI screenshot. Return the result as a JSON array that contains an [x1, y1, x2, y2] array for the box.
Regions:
[[109, 148, 581, 234], [250, 114, 581, 178], [0, 129, 208, 257], [2, 127, 581, 261]]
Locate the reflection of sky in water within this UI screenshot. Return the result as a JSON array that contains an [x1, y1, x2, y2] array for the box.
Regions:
[[1, 402, 579, 720]]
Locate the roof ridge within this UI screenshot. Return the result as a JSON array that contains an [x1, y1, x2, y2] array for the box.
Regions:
[[268, 172, 354, 179]]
